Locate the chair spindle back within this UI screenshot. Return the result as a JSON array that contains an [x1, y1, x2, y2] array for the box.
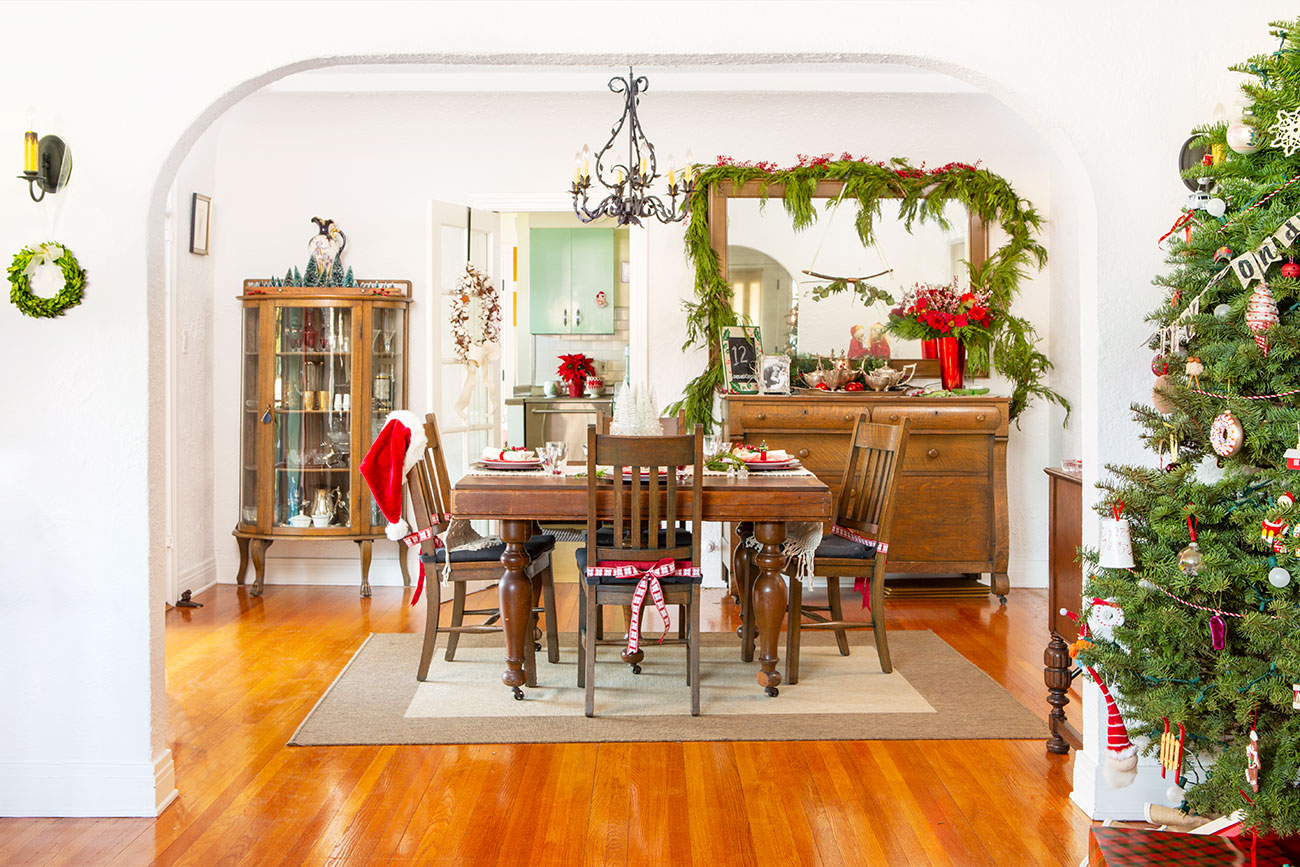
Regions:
[[834, 414, 911, 546]]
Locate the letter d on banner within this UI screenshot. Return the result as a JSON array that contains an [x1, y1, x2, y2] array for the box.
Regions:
[[1258, 237, 1284, 268], [1234, 251, 1265, 288], [1275, 214, 1300, 248]]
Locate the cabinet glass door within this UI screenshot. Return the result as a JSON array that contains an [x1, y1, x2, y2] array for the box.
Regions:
[[239, 307, 260, 527], [273, 305, 353, 530], [369, 305, 405, 529]]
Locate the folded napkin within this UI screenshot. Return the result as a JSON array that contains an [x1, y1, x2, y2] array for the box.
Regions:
[[733, 447, 790, 462], [482, 446, 537, 462]]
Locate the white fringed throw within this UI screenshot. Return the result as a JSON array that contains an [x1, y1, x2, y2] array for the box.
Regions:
[[744, 521, 824, 584]]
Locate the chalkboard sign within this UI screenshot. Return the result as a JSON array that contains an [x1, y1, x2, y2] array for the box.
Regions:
[[721, 325, 762, 394]]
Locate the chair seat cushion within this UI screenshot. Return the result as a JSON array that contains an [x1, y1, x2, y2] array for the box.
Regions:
[[739, 531, 877, 561], [576, 546, 704, 586], [420, 533, 556, 564]]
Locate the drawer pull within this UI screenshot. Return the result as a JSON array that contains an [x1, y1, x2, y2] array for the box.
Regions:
[[843, 413, 853, 421], [798, 448, 810, 458], [927, 448, 940, 458], [976, 414, 986, 422], [756, 413, 766, 421], [889, 414, 899, 422]]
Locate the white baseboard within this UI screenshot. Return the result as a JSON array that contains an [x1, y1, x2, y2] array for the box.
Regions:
[[0, 754, 174, 817], [178, 557, 217, 599], [1008, 557, 1048, 589], [218, 554, 414, 588]]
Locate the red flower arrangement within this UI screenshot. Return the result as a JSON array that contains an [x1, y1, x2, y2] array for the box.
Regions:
[[889, 282, 993, 341], [557, 353, 595, 385]]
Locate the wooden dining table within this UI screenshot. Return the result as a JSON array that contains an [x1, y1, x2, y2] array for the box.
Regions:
[[450, 469, 832, 698]]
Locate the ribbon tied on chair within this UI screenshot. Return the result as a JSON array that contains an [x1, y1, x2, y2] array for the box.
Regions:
[[402, 513, 453, 606], [831, 524, 888, 610], [586, 557, 702, 656]]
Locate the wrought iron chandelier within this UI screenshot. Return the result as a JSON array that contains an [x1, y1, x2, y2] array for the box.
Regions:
[[571, 68, 693, 226]]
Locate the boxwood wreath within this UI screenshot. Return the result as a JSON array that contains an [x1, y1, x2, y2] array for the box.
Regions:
[[7, 242, 86, 319], [665, 156, 1069, 430]]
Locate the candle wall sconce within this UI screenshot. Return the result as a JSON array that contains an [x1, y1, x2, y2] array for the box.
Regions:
[[19, 132, 72, 202]]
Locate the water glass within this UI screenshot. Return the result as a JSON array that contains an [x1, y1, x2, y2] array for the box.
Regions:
[[544, 441, 568, 475], [704, 434, 723, 457]]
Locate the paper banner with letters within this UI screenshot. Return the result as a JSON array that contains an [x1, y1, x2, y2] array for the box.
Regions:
[[1233, 211, 1300, 288]]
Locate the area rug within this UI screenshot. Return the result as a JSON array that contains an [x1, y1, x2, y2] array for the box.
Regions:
[[290, 630, 1045, 745]]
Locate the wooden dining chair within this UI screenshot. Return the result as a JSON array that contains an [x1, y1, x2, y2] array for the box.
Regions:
[[738, 414, 911, 683], [577, 423, 704, 716], [406, 412, 559, 685]]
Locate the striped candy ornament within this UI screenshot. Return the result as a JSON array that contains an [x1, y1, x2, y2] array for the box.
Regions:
[[1246, 283, 1279, 355]]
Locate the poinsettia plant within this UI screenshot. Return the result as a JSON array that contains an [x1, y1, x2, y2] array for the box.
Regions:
[[888, 281, 994, 342], [556, 352, 596, 385]]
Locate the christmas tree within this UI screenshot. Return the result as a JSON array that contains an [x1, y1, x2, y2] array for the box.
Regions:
[[1084, 18, 1300, 834]]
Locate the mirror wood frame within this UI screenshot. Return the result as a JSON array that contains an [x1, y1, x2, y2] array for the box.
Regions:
[[708, 179, 991, 380]]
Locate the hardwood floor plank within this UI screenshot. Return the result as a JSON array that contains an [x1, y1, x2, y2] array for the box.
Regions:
[[0, 584, 1092, 867]]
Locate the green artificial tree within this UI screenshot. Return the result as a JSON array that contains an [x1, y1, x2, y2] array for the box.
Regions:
[[329, 259, 345, 287], [303, 257, 319, 287], [1083, 18, 1300, 835]]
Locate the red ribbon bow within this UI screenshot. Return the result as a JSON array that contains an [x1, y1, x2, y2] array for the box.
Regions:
[[588, 557, 679, 656]]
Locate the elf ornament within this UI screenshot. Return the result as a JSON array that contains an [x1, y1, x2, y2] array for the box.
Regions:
[[1246, 283, 1279, 355], [1210, 411, 1244, 457], [359, 410, 428, 541]]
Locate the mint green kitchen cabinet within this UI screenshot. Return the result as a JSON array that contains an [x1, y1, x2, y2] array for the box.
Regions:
[[529, 228, 615, 334]]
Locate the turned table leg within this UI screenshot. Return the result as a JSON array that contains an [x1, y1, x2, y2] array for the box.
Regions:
[[357, 539, 373, 598], [1044, 632, 1075, 755], [751, 521, 788, 697], [499, 519, 533, 700], [250, 538, 270, 597], [235, 536, 250, 585]]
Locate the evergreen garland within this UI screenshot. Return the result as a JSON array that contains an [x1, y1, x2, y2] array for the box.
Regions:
[[1084, 18, 1300, 834], [666, 156, 1066, 429]]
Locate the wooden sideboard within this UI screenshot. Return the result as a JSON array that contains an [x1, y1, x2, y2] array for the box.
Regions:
[[723, 393, 1011, 600]]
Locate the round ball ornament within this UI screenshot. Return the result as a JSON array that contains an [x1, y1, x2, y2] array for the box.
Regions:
[[1210, 411, 1244, 457], [1214, 303, 1232, 319], [1152, 374, 1175, 414], [1227, 120, 1261, 155], [7, 242, 86, 319], [1246, 283, 1280, 355], [1283, 261, 1300, 279], [1178, 541, 1205, 576], [1166, 784, 1185, 805], [1151, 354, 1169, 376], [1269, 565, 1292, 588], [1206, 198, 1227, 218]]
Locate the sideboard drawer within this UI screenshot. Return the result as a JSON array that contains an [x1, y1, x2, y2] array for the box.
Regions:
[[902, 434, 991, 476], [731, 400, 864, 432], [871, 404, 1002, 432]]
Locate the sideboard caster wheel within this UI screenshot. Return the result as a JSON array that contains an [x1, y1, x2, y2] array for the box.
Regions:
[[535, 642, 542, 652], [765, 686, 779, 698], [631, 664, 642, 675], [997, 594, 1008, 605], [735, 625, 743, 638], [512, 687, 524, 701]]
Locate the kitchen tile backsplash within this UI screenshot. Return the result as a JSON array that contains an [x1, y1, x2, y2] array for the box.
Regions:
[[533, 303, 629, 385]]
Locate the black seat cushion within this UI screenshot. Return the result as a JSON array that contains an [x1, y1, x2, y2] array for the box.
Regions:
[[420, 533, 556, 565], [575, 546, 704, 586], [739, 530, 877, 561]]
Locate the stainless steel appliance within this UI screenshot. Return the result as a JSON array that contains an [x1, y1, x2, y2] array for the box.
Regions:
[[522, 398, 612, 458]]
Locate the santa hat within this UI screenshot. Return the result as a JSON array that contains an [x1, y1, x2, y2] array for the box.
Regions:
[[360, 410, 427, 541], [1086, 665, 1138, 788]]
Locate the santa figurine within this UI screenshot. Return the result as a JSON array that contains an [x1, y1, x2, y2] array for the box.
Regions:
[[359, 410, 427, 541], [1246, 729, 1261, 793]]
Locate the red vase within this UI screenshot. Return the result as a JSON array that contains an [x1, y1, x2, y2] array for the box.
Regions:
[[936, 337, 965, 390], [921, 338, 938, 359], [566, 378, 585, 397]]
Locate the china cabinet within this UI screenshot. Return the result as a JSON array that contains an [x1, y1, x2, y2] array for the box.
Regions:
[[528, 228, 615, 334], [232, 279, 413, 597]]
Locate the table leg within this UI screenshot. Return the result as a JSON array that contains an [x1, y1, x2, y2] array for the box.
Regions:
[[751, 521, 787, 697], [499, 519, 533, 700]]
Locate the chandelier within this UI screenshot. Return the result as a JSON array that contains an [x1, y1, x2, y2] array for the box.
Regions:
[[571, 68, 693, 226]]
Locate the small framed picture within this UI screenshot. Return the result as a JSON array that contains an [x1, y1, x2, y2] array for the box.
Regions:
[[720, 325, 762, 394], [189, 193, 211, 255], [760, 354, 791, 395]]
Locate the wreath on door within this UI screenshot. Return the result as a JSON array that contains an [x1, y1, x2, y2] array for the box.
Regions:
[[8, 242, 86, 319], [450, 263, 501, 362]]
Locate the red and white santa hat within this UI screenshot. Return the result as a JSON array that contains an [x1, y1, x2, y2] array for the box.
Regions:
[[1087, 666, 1138, 788], [360, 410, 427, 541]]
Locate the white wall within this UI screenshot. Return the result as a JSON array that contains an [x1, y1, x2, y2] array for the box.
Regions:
[[0, 0, 1292, 820]]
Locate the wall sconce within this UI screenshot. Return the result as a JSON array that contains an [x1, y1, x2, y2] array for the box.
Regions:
[[19, 131, 72, 202]]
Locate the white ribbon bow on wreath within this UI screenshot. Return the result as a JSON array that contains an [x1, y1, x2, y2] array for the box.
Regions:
[[22, 243, 63, 280]]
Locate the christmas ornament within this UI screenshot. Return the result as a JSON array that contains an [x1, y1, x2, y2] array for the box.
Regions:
[[1227, 119, 1261, 154], [1159, 718, 1185, 781], [1205, 197, 1227, 218], [1166, 784, 1186, 805], [1271, 106, 1300, 158], [1293, 684, 1300, 710], [1214, 302, 1232, 319], [1279, 492, 1295, 507], [1262, 517, 1287, 549], [1284, 261, 1300, 278], [1152, 375, 1174, 414], [1286, 423, 1300, 471], [1151, 354, 1168, 375], [594, 289, 609, 308], [1246, 283, 1279, 354], [1098, 504, 1135, 568], [1092, 669, 1138, 788], [1178, 542, 1204, 575], [1185, 357, 1203, 389], [1210, 411, 1244, 457], [1268, 561, 1291, 588], [1215, 245, 1234, 263], [1246, 728, 1261, 792], [1209, 613, 1226, 650]]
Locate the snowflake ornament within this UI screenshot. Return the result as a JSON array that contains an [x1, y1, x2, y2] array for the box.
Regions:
[[1272, 106, 1300, 158]]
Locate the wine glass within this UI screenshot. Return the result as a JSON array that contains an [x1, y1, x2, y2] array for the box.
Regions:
[[704, 434, 723, 458], [544, 441, 568, 475]]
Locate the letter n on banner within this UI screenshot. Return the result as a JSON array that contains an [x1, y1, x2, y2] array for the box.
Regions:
[[1233, 251, 1265, 288], [1274, 214, 1300, 248], [1258, 237, 1284, 268]]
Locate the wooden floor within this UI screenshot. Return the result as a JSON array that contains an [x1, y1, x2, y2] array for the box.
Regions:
[[0, 581, 1092, 866]]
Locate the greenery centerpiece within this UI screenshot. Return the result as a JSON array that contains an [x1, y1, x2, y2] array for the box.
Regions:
[[666, 155, 1068, 430]]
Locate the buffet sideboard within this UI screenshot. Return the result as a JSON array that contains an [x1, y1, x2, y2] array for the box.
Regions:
[[723, 393, 1011, 599]]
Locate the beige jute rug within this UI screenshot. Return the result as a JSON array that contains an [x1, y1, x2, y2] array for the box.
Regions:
[[290, 630, 1045, 745]]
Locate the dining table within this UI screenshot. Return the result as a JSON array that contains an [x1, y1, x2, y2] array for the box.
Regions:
[[450, 467, 833, 698]]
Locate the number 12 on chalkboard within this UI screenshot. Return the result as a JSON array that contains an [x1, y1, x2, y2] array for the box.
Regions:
[[720, 325, 762, 394]]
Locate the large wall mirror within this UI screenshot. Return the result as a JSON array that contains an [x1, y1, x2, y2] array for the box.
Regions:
[[710, 181, 990, 374]]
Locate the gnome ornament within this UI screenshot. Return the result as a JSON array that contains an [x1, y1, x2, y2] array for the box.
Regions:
[[1246, 283, 1280, 355], [360, 410, 428, 540], [1089, 667, 1139, 787]]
